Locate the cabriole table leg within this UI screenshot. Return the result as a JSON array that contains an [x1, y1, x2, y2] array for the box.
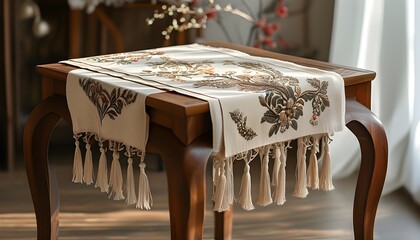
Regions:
[[23, 95, 71, 240]]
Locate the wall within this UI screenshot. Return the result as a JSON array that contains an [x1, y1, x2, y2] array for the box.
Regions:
[[197, 0, 335, 61]]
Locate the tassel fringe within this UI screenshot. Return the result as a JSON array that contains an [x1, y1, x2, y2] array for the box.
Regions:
[[109, 142, 125, 200], [136, 152, 153, 210], [320, 135, 335, 191], [95, 140, 109, 193], [293, 137, 309, 198], [125, 146, 137, 205], [273, 142, 287, 205], [72, 134, 83, 183], [83, 134, 94, 185], [307, 136, 320, 190], [71, 132, 334, 212], [257, 146, 272, 206]]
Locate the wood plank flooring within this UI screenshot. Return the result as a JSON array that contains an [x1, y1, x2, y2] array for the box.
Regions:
[[1, 144, 419, 240]]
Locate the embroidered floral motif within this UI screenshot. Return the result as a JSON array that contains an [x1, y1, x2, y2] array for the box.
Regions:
[[193, 61, 330, 137], [139, 58, 215, 82], [229, 109, 258, 140], [88, 50, 163, 65], [79, 78, 138, 124]]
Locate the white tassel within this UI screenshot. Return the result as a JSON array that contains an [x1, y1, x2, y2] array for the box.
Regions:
[[83, 134, 94, 185], [237, 154, 254, 211], [125, 146, 137, 205], [95, 140, 109, 193], [307, 136, 320, 190], [293, 137, 309, 198], [213, 160, 227, 212], [257, 146, 272, 206], [320, 135, 335, 191], [271, 145, 281, 187], [273, 142, 287, 205], [136, 152, 153, 210], [72, 134, 83, 183], [226, 157, 234, 205], [109, 142, 125, 200]]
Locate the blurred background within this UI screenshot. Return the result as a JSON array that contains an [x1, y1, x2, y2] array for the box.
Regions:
[[1, 0, 419, 239]]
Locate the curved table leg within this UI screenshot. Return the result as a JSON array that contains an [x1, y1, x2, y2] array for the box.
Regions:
[[346, 99, 388, 240], [23, 95, 71, 240], [147, 124, 213, 240]]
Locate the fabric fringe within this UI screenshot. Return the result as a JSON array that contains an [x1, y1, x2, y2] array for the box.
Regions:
[[125, 146, 137, 205], [109, 142, 125, 200], [70, 132, 334, 211], [72, 134, 84, 183], [320, 135, 335, 191], [271, 144, 281, 187], [213, 159, 228, 212], [307, 136, 320, 190], [257, 146, 272, 206], [136, 152, 153, 210], [273, 142, 287, 205], [95, 139, 109, 192], [83, 134, 94, 185], [237, 150, 257, 211], [293, 137, 309, 198]]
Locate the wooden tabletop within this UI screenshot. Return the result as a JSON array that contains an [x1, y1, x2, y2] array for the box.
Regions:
[[37, 41, 376, 118]]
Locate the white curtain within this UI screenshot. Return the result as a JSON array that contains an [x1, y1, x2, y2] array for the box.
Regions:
[[329, 0, 420, 204]]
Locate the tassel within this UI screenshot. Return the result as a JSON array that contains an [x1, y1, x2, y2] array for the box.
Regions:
[[307, 136, 320, 190], [237, 151, 255, 211], [109, 142, 125, 200], [213, 160, 227, 212], [271, 144, 281, 187], [136, 152, 153, 210], [72, 134, 83, 183], [320, 135, 335, 191], [95, 140, 109, 193], [125, 146, 137, 205], [257, 146, 272, 206], [83, 134, 94, 185], [226, 157, 234, 205], [273, 142, 287, 205], [293, 137, 309, 198]]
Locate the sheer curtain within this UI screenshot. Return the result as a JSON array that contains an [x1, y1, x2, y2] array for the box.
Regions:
[[329, 0, 420, 204]]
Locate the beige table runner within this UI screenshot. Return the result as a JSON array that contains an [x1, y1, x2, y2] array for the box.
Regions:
[[62, 44, 345, 211]]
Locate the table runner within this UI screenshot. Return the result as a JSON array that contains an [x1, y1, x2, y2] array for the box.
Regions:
[[61, 44, 345, 211]]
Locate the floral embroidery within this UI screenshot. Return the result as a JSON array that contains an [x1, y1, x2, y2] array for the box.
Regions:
[[139, 58, 215, 82], [79, 78, 138, 124], [229, 109, 257, 140], [87, 50, 163, 65], [193, 61, 330, 137]]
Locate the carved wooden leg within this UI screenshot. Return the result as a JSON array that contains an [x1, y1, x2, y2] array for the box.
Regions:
[[215, 209, 233, 240], [23, 95, 71, 240], [147, 124, 212, 240], [345, 99, 388, 240]]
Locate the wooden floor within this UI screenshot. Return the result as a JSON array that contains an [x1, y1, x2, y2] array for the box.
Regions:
[[1, 144, 420, 240]]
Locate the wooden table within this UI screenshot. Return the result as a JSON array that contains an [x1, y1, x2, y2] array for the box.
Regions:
[[24, 41, 388, 240]]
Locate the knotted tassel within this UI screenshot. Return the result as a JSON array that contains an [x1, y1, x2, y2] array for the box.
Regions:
[[213, 160, 228, 212], [136, 152, 153, 210], [293, 137, 309, 198], [271, 144, 281, 187], [273, 142, 287, 205], [320, 135, 335, 191], [237, 151, 255, 211], [95, 139, 109, 193], [257, 146, 272, 206], [125, 146, 137, 205], [83, 134, 94, 185], [72, 134, 83, 183], [226, 157, 234, 205], [307, 136, 320, 190], [109, 142, 125, 200]]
